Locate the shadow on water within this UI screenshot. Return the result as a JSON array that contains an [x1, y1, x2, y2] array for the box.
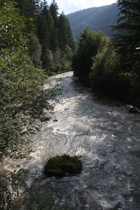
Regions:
[[13, 72, 140, 209]]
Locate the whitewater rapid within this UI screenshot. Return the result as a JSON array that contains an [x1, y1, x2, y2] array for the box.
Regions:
[[2, 72, 140, 209]]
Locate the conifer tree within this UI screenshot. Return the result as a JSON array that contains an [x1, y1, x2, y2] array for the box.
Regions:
[[113, 0, 140, 66], [49, 0, 59, 26], [112, 0, 140, 105], [58, 13, 75, 50], [14, 0, 38, 19]]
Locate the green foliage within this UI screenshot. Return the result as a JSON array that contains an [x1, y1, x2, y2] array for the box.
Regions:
[[58, 13, 75, 50], [0, 0, 75, 208], [0, 0, 27, 49], [72, 26, 139, 104], [28, 33, 42, 67], [113, 0, 140, 61], [90, 38, 139, 104], [52, 48, 73, 74], [36, 0, 75, 73], [90, 43, 132, 100], [112, 0, 140, 66], [0, 0, 46, 155], [0, 1, 56, 207], [10, 0, 75, 74], [112, 0, 140, 105], [72, 28, 109, 85], [42, 47, 73, 75], [14, 0, 37, 19], [49, 0, 59, 25], [72, 1, 140, 106]]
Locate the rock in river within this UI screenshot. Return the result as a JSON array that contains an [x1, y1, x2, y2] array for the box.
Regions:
[[44, 154, 82, 177]]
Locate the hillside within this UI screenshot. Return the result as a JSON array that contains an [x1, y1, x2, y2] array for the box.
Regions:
[[67, 3, 118, 39]]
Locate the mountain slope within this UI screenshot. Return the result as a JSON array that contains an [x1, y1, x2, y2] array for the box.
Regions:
[[67, 3, 118, 39]]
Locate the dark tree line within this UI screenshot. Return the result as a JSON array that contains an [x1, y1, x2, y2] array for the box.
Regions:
[[14, 0, 75, 74], [72, 0, 140, 106]]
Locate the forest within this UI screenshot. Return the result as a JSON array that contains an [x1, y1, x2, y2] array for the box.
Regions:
[[72, 0, 140, 106], [0, 0, 140, 208], [67, 3, 119, 39]]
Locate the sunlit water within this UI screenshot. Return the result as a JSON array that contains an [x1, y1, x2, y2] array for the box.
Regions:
[[1, 72, 140, 209]]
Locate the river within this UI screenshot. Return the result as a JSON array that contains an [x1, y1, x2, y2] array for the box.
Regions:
[[2, 72, 140, 209]]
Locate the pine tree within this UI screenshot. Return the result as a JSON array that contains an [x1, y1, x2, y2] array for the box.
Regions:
[[58, 13, 75, 50], [113, 0, 140, 65], [37, 1, 50, 48], [49, 0, 59, 26], [14, 0, 37, 19], [112, 0, 140, 105]]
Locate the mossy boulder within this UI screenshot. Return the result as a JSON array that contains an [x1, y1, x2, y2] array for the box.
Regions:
[[44, 154, 82, 177]]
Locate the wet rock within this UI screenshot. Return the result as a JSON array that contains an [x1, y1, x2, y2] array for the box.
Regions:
[[129, 149, 140, 158], [44, 154, 82, 177], [109, 201, 122, 210], [40, 115, 50, 122], [129, 106, 139, 114]]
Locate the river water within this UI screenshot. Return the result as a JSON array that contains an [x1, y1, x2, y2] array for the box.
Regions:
[[2, 72, 140, 209]]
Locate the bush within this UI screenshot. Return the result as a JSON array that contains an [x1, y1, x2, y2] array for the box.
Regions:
[[72, 28, 110, 86], [0, 0, 46, 156], [90, 43, 132, 100]]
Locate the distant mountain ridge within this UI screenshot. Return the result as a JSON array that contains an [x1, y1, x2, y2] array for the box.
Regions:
[[67, 3, 118, 39]]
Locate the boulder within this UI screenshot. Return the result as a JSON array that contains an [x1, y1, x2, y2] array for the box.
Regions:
[[40, 115, 50, 122], [129, 106, 139, 114], [44, 154, 82, 177]]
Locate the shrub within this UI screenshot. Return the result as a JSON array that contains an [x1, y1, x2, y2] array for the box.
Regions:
[[72, 28, 110, 86], [90, 43, 132, 100]]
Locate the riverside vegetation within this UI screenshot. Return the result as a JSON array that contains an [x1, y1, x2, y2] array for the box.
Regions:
[[72, 0, 140, 106], [0, 0, 75, 208], [0, 0, 140, 209]]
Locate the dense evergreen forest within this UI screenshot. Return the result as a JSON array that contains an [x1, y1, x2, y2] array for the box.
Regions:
[[67, 3, 118, 39], [72, 0, 140, 107]]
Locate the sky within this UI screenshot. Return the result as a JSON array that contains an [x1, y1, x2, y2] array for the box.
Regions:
[[47, 0, 117, 14]]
